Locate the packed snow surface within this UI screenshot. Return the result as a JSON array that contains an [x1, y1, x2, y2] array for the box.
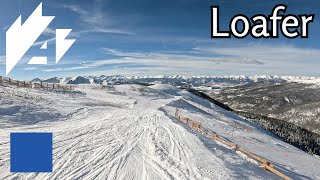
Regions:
[[0, 84, 319, 179]]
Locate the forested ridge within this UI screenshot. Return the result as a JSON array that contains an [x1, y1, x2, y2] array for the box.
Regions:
[[188, 89, 320, 156]]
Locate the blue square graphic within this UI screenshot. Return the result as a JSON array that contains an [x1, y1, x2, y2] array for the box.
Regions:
[[10, 133, 53, 172]]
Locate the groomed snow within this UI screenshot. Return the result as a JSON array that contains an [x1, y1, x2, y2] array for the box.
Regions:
[[0, 84, 318, 179]]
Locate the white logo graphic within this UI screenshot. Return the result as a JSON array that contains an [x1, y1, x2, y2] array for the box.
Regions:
[[6, 2, 75, 75]]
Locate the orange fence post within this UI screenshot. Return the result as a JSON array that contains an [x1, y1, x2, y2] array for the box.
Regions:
[[262, 164, 292, 180]]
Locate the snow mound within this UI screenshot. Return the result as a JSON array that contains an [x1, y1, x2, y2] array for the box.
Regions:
[[31, 78, 42, 83], [67, 76, 92, 84], [150, 84, 181, 96], [282, 76, 320, 85], [42, 77, 62, 83]]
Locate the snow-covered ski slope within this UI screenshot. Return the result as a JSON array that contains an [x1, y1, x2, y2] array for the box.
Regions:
[[0, 84, 319, 179]]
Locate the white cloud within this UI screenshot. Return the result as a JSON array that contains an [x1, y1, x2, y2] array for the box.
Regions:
[[0, 55, 6, 65], [40, 44, 320, 76], [101, 48, 264, 65], [43, 27, 56, 36], [193, 45, 320, 63], [22, 67, 37, 71], [41, 48, 264, 74], [62, 3, 134, 35], [32, 38, 56, 47]]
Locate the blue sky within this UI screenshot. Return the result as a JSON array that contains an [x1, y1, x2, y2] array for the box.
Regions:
[[0, 0, 319, 80]]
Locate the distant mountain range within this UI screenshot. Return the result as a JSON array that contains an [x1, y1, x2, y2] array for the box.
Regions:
[[31, 75, 320, 87]]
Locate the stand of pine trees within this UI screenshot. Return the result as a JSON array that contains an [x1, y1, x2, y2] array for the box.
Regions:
[[237, 111, 320, 155]]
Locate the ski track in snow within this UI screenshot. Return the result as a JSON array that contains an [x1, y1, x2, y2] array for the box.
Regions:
[[0, 84, 318, 179]]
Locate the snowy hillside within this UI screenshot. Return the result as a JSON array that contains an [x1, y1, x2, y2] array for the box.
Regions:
[[0, 84, 319, 179], [282, 76, 320, 85]]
